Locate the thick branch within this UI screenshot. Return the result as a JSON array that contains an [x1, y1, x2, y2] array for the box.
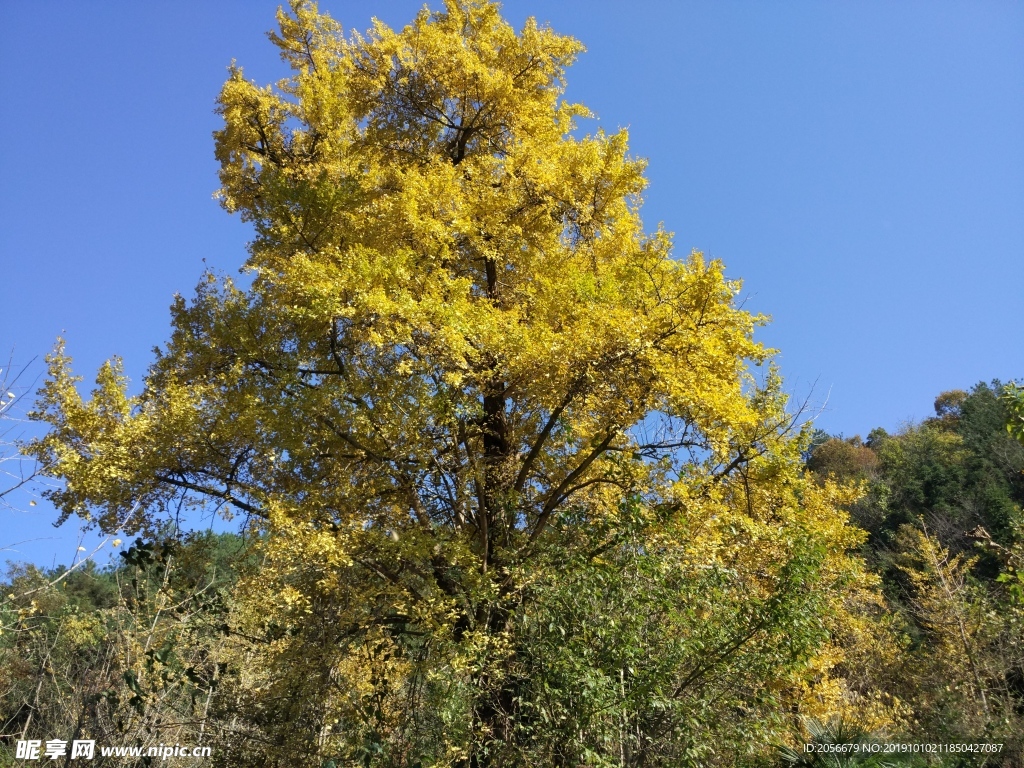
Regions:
[[513, 387, 578, 494], [154, 473, 261, 516], [529, 431, 616, 544]]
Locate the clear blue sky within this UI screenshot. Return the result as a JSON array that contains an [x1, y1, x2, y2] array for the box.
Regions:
[[2, 1, 1022, 566]]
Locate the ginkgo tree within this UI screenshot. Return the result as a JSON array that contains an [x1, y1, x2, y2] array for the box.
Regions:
[[29, 2, 892, 765]]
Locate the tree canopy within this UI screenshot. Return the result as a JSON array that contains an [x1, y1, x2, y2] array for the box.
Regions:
[[25, 2, 900, 766]]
